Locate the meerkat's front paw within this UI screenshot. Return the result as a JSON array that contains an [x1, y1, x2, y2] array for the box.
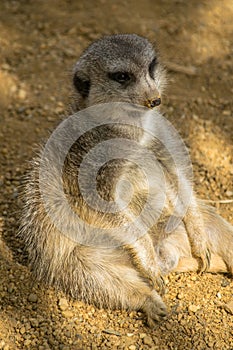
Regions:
[[143, 290, 167, 328]]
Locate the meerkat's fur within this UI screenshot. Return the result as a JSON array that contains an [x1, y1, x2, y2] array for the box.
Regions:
[[20, 34, 233, 327]]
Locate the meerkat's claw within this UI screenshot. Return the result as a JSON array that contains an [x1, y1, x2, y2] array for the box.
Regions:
[[197, 248, 211, 274], [155, 275, 166, 295]]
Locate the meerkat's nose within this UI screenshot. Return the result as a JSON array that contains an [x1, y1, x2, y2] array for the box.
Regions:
[[145, 96, 161, 108]]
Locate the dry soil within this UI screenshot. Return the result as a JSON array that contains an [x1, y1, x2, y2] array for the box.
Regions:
[[0, 1, 233, 349]]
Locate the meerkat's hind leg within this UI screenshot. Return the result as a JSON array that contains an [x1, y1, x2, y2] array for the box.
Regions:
[[198, 201, 233, 275], [183, 201, 211, 273], [157, 204, 233, 275], [157, 229, 228, 274]]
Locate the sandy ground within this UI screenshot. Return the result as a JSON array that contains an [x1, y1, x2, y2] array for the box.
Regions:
[[0, 0, 233, 349]]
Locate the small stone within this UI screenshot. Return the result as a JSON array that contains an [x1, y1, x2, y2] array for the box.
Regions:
[[226, 190, 233, 197], [177, 292, 184, 299], [58, 297, 69, 311], [20, 326, 26, 334], [59, 346, 69, 350], [222, 110, 231, 116], [54, 106, 64, 114], [143, 335, 154, 346], [1, 63, 11, 71], [129, 346, 136, 350], [24, 339, 31, 347], [28, 293, 38, 303], [188, 304, 200, 313], [7, 284, 14, 293], [30, 318, 39, 328], [217, 292, 221, 299], [10, 85, 17, 94], [139, 333, 147, 339], [124, 337, 135, 347], [64, 330, 71, 338], [62, 310, 74, 318], [223, 300, 233, 315], [192, 114, 200, 121], [0, 341, 5, 348], [18, 89, 27, 100]]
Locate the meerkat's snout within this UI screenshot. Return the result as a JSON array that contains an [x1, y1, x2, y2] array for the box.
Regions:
[[145, 96, 161, 109]]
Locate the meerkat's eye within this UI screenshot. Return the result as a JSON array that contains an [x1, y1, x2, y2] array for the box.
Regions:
[[149, 57, 158, 79], [108, 72, 131, 84]]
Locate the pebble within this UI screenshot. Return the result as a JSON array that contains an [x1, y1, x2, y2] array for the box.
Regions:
[[24, 339, 31, 347], [226, 190, 233, 197], [177, 292, 184, 299], [28, 293, 38, 303], [143, 335, 154, 346], [139, 333, 147, 339], [62, 310, 74, 318], [20, 326, 26, 335], [1, 63, 11, 71], [30, 318, 39, 327], [223, 300, 233, 315], [129, 346, 136, 350], [222, 110, 231, 116], [124, 336, 136, 347], [18, 89, 27, 100], [188, 304, 200, 313], [7, 284, 14, 293], [2, 346, 9, 350], [8, 80, 17, 93], [58, 297, 69, 311]]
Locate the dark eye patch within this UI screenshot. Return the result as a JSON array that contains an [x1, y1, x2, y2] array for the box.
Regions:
[[108, 71, 131, 84], [73, 75, 90, 98], [149, 57, 158, 79]]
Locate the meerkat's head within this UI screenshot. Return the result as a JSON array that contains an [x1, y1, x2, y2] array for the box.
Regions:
[[73, 34, 166, 110]]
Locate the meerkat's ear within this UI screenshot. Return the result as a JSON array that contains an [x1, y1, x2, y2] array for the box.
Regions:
[[73, 74, 90, 98]]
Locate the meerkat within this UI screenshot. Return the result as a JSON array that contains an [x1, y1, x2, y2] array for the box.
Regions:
[[20, 34, 233, 327]]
